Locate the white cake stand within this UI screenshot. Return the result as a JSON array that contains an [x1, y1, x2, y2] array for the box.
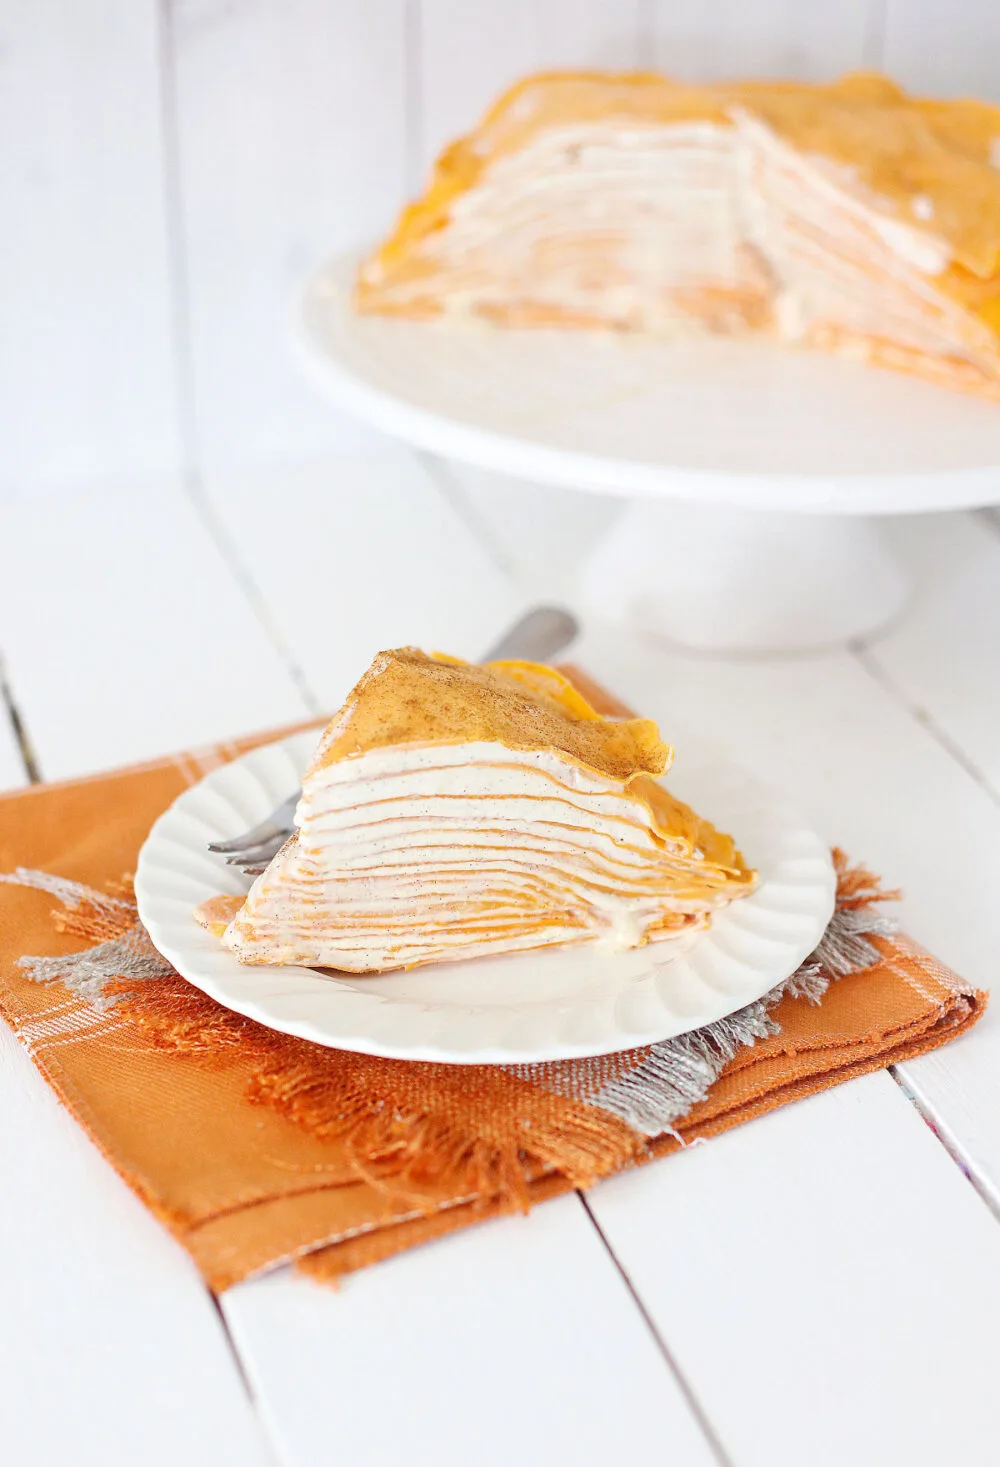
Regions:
[[296, 253, 1000, 650]]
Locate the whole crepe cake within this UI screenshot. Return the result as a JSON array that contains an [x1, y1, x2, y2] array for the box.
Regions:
[[198, 651, 756, 973], [356, 70, 1000, 399]]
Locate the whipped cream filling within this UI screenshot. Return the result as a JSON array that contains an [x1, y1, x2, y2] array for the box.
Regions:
[[737, 115, 994, 366], [369, 120, 759, 328], [224, 742, 745, 972]]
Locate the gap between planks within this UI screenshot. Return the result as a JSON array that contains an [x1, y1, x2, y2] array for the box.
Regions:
[[890, 1067, 1000, 1221], [0, 656, 42, 784], [577, 1191, 734, 1467], [207, 1293, 285, 1467], [850, 639, 1000, 809], [847, 572, 1000, 1220], [417, 450, 527, 583]]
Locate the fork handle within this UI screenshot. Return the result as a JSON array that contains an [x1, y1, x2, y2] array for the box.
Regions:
[[480, 606, 578, 666]]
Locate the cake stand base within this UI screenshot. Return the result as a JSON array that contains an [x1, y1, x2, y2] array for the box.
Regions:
[[580, 499, 910, 652]]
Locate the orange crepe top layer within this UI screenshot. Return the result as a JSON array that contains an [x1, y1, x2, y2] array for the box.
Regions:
[[360, 70, 1000, 288], [308, 647, 670, 782]]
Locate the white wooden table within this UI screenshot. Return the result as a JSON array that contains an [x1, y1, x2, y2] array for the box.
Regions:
[[1, 448, 999, 1467]]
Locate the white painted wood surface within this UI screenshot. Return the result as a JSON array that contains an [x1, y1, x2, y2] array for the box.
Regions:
[[168, 0, 409, 472], [418, 0, 644, 178], [534, 0, 646, 73], [199, 451, 524, 710], [417, 0, 541, 176], [862, 513, 1000, 800], [2, 455, 999, 1466], [0, 1, 180, 492], [421, 460, 622, 599], [224, 1196, 718, 1467], [647, 0, 875, 80], [856, 513, 1000, 1212], [588, 1073, 1000, 1467], [0, 479, 307, 779], [884, 0, 1000, 99]]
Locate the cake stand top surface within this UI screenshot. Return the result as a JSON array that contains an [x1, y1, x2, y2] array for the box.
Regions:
[[297, 253, 1000, 515]]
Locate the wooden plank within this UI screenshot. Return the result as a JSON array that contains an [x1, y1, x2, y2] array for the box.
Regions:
[[0, 478, 307, 780], [423, 459, 622, 601], [861, 512, 1000, 801], [0, 490, 285, 1462], [199, 451, 527, 708], [534, 0, 646, 72], [0, 0, 180, 491], [167, 0, 408, 472], [587, 1073, 1000, 1467], [223, 1196, 720, 1467], [417, 0, 644, 181], [417, 0, 539, 179], [576, 613, 1000, 991], [0, 1023, 273, 1467], [884, 0, 1000, 100], [649, 0, 873, 80]]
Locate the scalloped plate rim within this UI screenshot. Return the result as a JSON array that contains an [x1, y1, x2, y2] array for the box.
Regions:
[[134, 731, 836, 1064]]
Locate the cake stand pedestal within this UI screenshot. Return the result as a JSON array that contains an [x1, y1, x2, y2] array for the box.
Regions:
[[579, 498, 908, 651], [296, 253, 1000, 651]]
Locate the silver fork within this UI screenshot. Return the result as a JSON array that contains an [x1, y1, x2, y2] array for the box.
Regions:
[[208, 606, 579, 876]]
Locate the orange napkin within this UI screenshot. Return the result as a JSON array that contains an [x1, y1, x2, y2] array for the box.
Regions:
[[0, 684, 985, 1291]]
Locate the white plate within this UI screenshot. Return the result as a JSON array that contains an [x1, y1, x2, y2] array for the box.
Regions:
[[297, 252, 1000, 515], [135, 732, 835, 1065]]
